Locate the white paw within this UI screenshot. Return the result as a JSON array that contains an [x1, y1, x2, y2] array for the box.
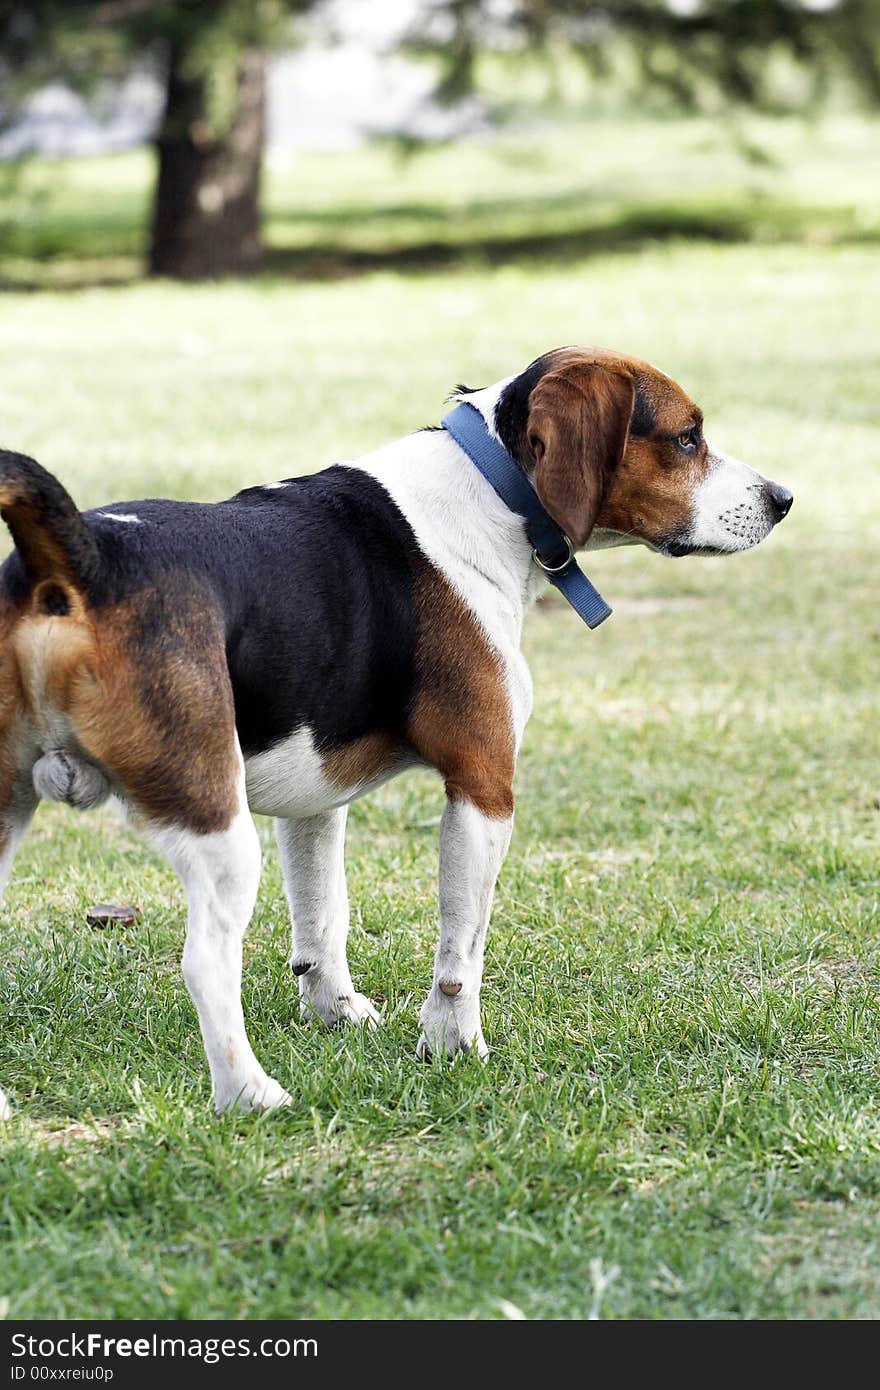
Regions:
[[298, 972, 382, 1030], [0, 1086, 11, 1121], [336, 992, 383, 1029], [416, 1030, 488, 1061], [417, 991, 487, 1060], [214, 1072, 292, 1116]]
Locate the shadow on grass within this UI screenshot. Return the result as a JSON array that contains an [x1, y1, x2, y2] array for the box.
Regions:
[[264, 207, 759, 281], [1, 198, 876, 292]]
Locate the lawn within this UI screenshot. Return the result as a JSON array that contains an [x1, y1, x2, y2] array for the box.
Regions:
[[1, 114, 879, 1320], [2, 110, 879, 287]]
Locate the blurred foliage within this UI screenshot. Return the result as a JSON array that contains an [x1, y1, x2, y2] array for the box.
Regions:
[[1, 1, 877, 279], [0, 1, 315, 138], [2, 0, 879, 126], [409, 0, 880, 112]]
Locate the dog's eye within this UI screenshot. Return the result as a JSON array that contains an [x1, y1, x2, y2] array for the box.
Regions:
[[677, 428, 698, 450]]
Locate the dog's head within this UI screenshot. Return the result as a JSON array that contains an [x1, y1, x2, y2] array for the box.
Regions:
[[491, 347, 792, 555]]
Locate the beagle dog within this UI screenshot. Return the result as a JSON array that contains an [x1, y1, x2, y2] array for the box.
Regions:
[[0, 346, 792, 1117]]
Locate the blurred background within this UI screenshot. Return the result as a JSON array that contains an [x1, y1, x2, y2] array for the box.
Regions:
[[0, 0, 877, 531], [2, 1, 878, 285], [0, 0, 877, 497]]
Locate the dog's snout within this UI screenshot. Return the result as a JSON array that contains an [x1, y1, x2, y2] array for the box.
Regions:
[[765, 480, 793, 522]]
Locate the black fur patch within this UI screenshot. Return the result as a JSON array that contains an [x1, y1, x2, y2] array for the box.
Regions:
[[630, 385, 656, 438], [38, 583, 70, 617], [222, 469, 426, 755], [493, 352, 558, 465]]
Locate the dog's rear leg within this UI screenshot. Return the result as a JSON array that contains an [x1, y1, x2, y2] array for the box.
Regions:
[[150, 758, 292, 1115], [276, 809, 381, 1029], [64, 589, 292, 1115], [0, 776, 38, 1120], [0, 787, 36, 902]]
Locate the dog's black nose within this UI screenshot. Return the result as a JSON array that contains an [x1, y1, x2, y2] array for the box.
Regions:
[[766, 480, 793, 522]]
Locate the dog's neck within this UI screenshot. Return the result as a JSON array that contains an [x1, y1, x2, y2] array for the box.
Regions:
[[450, 378, 632, 556], [349, 375, 627, 648]]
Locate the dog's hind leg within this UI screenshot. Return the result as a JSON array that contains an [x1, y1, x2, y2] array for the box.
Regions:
[[276, 809, 381, 1029], [0, 789, 36, 1123], [66, 591, 292, 1115], [0, 451, 289, 1115], [0, 707, 39, 1119], [0, 783, 36, 901], [150, 753, 291, 1115]]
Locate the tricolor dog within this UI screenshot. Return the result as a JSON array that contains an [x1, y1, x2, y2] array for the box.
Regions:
[[0, 347, 792, 1117]]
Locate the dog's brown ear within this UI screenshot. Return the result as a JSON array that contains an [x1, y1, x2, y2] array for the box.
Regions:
[[526, 364, 635, 547]]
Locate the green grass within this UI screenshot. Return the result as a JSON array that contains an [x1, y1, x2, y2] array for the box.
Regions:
[[1, 116, 880, 1319]]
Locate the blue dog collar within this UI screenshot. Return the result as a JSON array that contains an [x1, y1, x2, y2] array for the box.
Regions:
[[441, 401, 612, 630]]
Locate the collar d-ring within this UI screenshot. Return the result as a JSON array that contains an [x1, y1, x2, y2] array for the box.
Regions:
[[532, 536, 574, 574]]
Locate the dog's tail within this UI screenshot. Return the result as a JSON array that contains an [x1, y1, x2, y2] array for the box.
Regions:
[[0, 449, 98, 594]]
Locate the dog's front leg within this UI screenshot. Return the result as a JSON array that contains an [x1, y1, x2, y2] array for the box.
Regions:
[[276, 809, 381, 1029], [418, 796, 513, 1059]]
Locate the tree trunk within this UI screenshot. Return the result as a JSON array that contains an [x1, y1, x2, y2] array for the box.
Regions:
[[149, 47, 265, 280]]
